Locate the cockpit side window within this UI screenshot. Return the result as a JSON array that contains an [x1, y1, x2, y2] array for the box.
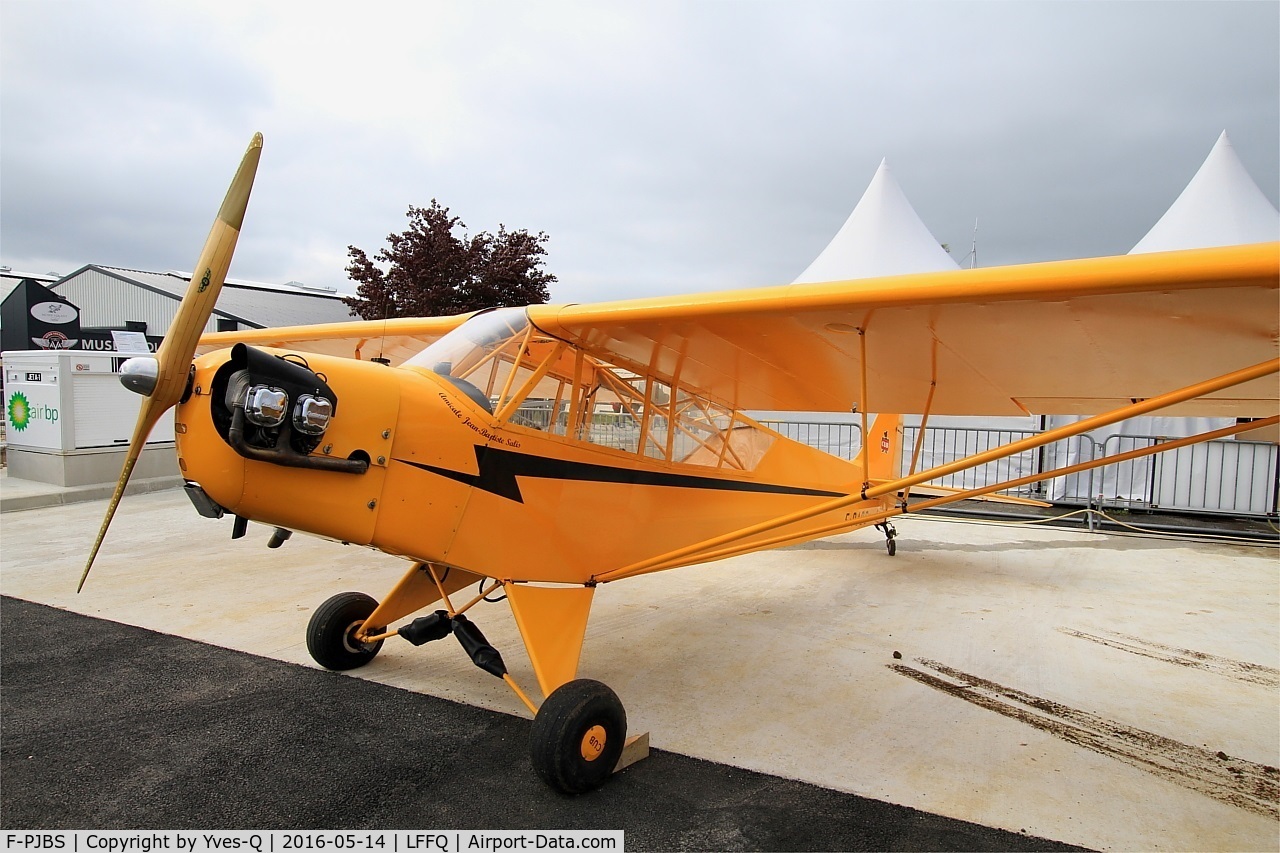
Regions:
[[505, 339, 774, 471], [404, 309, 774, 470]]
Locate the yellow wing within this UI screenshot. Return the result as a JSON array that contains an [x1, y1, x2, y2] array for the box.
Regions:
[[531, 242, 1279, 417], [195, 314, 472, 366]]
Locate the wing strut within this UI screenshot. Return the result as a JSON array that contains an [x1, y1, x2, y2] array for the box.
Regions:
[[901, 337, 940, 503], [856, 326, 870, 482], [860, 356, 1277, 503]]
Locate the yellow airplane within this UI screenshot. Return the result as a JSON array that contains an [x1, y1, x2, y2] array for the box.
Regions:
[[81, 134, 1279, 794]]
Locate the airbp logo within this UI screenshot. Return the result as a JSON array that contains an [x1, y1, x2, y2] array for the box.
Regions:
[[6, 392, 57, 432], [7, 392, 31, 431]]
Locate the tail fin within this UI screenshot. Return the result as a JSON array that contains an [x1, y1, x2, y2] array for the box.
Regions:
[[865, 413, 903, 483]]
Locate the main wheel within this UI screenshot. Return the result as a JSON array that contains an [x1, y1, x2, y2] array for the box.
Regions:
[[307, 591, 384, 671], [530, 679, 627, 794]]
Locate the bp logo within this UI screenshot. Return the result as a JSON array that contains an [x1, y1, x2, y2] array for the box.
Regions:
[[7, 391, 31, 431], [6, 392, 57, 432]]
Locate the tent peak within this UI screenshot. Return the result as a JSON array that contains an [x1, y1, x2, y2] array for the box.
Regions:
[[793, 160, 959, 283], [1130, 129, 1279, 254]]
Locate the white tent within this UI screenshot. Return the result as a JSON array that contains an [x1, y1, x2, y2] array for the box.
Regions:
[[793, 158, 959, 283], [1130, 131, 1280, 254]]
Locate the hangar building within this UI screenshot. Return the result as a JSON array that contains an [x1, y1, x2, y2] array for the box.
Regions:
[[48, 265, 354, 338], [2, 265, 355, 354], [1, 265, 354, 490]]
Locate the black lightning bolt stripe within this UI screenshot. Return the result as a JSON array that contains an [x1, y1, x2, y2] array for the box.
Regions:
[[396, 446, 846, 504]]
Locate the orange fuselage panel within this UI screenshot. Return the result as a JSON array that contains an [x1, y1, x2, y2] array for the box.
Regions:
[[177, 349, 880, 583]]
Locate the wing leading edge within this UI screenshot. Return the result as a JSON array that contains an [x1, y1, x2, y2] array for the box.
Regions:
[[195, 314, 472, 365]]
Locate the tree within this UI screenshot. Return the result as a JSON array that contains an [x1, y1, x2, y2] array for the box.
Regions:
[[343, 201, 555, 319]]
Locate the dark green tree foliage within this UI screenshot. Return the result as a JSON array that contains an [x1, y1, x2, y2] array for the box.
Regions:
[[343, 201, 555, 319]]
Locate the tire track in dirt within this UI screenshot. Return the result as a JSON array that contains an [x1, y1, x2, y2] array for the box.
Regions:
[[889, 657, 1279, 819], [1058, 628, 1280, 688]]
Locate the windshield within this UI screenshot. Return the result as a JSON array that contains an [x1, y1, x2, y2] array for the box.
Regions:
[[403, 308, 530, 413], [404, 307, 529, 378]]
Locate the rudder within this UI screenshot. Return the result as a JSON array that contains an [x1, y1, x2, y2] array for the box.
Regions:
[[865, 413, 904, 483]]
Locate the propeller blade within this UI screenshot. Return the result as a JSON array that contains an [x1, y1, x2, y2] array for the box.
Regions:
[[78, 395, 170, 592], [155, 132, 263, 411], [78, 132, 263, 592]]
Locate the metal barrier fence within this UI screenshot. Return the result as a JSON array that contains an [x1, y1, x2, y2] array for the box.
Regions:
[[759, 420, 1280, 519]]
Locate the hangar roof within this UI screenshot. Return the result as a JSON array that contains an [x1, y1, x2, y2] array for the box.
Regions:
[[51, 265, 354, 330]]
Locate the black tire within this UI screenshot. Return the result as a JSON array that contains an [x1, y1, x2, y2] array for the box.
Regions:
[[307, 591, 384, 671], [887, 538, 897, 557], [530, 679, 627, 794]]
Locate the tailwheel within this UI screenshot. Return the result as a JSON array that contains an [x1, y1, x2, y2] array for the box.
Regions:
[[875, 521, 898, 556], [307, 591, 385, 671], [531, 679, 627, 794]]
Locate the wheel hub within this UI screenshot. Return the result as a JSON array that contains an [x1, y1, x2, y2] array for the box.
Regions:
[[580, 725, 607, 761], [341, 619, 371, 654]]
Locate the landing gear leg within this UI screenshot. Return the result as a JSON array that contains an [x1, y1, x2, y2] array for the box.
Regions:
[[875, 521, 898, 556]]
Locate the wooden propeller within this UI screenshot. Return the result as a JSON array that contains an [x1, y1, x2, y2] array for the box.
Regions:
[[79, 133, 263, 592]]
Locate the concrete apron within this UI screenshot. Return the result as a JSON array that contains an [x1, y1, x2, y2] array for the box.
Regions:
[[1, 488, 1276, 852]]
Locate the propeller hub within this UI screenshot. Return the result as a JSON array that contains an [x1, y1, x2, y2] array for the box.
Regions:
[[120, 356, 160, 397]]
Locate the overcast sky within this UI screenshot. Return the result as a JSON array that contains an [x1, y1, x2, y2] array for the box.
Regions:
[[2, 1, 1277, 303]]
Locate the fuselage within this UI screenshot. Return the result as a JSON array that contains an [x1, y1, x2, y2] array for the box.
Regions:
[[177, 312, 894, 584]]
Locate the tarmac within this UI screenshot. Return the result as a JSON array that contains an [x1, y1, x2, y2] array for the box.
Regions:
[[1, 474, 1277, 851]]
